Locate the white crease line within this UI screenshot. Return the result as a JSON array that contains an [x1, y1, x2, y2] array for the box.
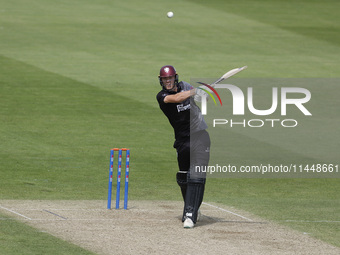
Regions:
[[202, 202, 253, 221], [0, 205, 32, 220]]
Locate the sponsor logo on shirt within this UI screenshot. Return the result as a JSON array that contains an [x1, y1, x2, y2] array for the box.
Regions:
[[177, 103, 190, 112]]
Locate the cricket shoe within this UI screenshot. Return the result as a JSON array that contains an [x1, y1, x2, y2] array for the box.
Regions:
[[183, 217, 194, 229]]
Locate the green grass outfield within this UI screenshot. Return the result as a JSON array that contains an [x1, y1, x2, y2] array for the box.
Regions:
[[0, 0, 339, 253]]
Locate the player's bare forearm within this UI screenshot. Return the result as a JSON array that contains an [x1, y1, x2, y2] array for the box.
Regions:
[[164, 89, 196, 103]]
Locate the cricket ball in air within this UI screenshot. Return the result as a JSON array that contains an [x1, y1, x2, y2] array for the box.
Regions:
[[167, 11, 174, 18]]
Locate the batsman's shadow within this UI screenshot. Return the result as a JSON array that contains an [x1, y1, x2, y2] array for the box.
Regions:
[[196, 215, 266, 228], [175, 214, 266, 228]]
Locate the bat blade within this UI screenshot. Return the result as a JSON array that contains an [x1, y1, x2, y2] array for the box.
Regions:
[[211, 66, 247, 86]]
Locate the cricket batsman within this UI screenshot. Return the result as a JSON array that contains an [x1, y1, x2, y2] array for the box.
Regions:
[[156, 65, 210, 228]]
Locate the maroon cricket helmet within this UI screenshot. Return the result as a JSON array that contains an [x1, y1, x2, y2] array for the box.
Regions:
[[158, 65, 179, 90], [159, 65, 177, 77]]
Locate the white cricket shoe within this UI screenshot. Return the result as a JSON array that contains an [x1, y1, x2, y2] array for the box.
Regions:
[[183, 217, 194, 228]]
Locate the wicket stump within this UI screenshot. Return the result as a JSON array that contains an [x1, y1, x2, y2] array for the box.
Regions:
[[107, 148, 130, 209]]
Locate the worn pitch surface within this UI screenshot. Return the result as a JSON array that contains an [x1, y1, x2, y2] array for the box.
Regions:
[[1, 200, 339, 255]]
